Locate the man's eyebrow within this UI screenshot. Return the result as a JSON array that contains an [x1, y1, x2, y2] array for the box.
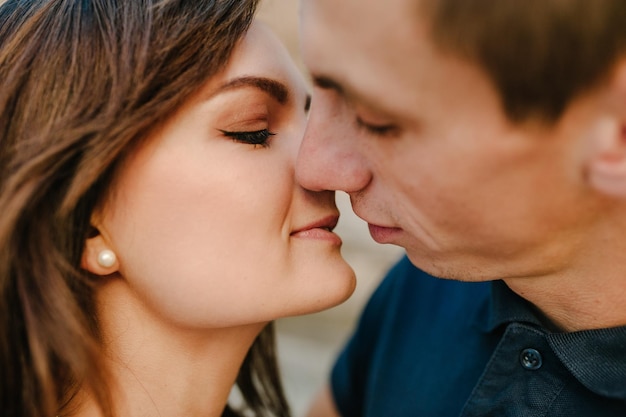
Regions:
[[312, 75, 345, 95], [312, 73, 399, 119], [313, 74, 375, 109], [211, 76, 290, 104]]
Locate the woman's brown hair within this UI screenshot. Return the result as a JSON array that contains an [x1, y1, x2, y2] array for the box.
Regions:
[[0, 0, 290, 416]]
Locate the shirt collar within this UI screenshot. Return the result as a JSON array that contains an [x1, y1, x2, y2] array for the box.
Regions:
[[486, 279, 543, 331], [485, 280, 626, 400], [547, 326, 626, 400]]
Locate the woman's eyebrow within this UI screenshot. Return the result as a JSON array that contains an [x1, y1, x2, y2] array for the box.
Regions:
[[210, 76, 290, 104]]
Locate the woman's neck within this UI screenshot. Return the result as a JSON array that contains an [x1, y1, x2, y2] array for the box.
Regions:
[[73, 279, 265, 417]]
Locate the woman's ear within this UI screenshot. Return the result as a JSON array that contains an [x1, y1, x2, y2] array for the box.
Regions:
[[586, 59, 626, 198], [82, 232, 119, 276]]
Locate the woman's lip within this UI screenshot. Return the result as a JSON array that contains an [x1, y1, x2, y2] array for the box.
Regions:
[[291, 214, 342, 245], [290, 227, 343, 245], [367, 223, 403, 243], [291, 214, 339, 234]]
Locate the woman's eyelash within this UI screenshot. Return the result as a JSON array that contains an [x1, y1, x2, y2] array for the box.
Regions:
[[219, 129, 276, 148]]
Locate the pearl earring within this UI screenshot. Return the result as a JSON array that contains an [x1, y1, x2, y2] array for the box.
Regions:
[[97, 249, 117, 268]]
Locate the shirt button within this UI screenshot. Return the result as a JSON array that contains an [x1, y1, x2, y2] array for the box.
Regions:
[[519, 348, 543, 370]]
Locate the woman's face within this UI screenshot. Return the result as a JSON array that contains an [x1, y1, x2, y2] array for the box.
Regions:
[[90, 21, 355, 328]]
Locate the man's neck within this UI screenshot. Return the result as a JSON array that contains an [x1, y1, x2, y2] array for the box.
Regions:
[[504, 240, 626, 332]]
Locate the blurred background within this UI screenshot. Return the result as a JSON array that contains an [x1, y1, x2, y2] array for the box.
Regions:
[[257, 1, 405, 416]]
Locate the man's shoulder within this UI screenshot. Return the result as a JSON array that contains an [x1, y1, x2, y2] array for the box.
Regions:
[[331, 256, 499, 417], [370, 255, 493, 315], [352, 255, 495, 350]]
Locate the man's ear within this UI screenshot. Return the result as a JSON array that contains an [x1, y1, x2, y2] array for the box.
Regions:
[[586, 59, 626, 198], [82, 232, 119, 276]]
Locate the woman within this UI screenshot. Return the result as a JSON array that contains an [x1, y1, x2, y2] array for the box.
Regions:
[[0, 1, 356, 416]]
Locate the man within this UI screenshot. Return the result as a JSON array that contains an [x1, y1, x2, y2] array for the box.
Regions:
[[296, 0, 626, 416]]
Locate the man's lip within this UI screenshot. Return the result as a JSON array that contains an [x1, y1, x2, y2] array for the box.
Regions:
[[367, 223, 403, 243], [291, 214, 340, 234]]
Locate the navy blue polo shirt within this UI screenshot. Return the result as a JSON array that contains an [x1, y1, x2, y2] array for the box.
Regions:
[[331, 256, 626, 416]]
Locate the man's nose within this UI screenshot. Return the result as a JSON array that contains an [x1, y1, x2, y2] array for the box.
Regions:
[[296, 103, 372, 193]]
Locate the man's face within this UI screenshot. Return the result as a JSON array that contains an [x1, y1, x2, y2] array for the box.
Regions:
[[298, 0, 606, 281]]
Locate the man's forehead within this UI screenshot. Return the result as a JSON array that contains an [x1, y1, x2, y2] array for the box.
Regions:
[[301, 0, 424, 61], [304, 0, 421, 33], [300, 0, 432, 98]]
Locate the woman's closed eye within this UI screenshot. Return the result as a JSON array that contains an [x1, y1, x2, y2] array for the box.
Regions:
[[219, 128, 276, 148]]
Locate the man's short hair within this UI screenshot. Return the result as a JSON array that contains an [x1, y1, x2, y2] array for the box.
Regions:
[[421, 0, 626, 122]]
